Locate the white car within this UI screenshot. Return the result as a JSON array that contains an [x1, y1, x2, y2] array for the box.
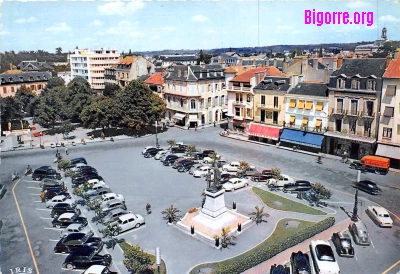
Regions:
[[193, 166, 213, 178], [83, 265, 112, 274], [366, 206, 393, 227], [142, 146, 155, 155], [112, 213, 145, 235], [154, 150, 168, 160], [60, 224, 92, 238], [101, 193, 125, 204], [87, 179, 106, 188], [46, 195, 74, 208], [70, 163, 87, 172], [203, 155, 221, 164], [310, 240, 340, 274], [50, 143, 56, 148], [222, 161, 240, 172], [84, 184, 111, 196], [101, 200, 127, 213], [223, 178, 249, 191], [267, 174, 295, 187]]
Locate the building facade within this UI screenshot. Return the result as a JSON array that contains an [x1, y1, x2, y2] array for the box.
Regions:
[[376, 49, 400, 168], [144, 72, 165, 98], [324, 57, 387, 159], [112, 56, 155, 88], [163, 64, 226, 127], [0, 71, 52, 97], [70, 48, 120, 92]]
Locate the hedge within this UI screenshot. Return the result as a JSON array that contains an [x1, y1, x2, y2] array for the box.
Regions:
[[190, 217, 335, 274]]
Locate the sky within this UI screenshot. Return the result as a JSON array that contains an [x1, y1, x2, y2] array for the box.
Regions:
[[1, 0, 400, 53]]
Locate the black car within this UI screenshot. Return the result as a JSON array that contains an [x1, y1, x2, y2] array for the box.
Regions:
[[43, 172, 62, 180], [32, 166, 60, 181], [143, 148, 163, 158], [77, 166, 98, 173], [41, 179, 65, 191], [177, 161, 195, 172], [63, 247, 112, 270], [251, 172, 276, 182], [54, 232, 103, 253], [270, 264, 290, 274], [79, 173, 103, 181], [52, 213, 88, 228], [171, 146, 186, 154], [194, 150, 215, 160], [173, 159, 193, 169], [220, 173, 234, 184], [51, 203, 81, 218], [163, 155, 180, 166], [332, 232, 355, 257], [45, 188, 71, 200], [70, 157, 88, 166], [290, 251, 311, 274], [355, 180, 382, 195], [282, 180, 312, 193], [78, 169, 98, 176]]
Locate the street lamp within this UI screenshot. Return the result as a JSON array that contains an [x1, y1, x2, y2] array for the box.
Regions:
[[351, 170, 362, 222], [155, 118, 159, 148]]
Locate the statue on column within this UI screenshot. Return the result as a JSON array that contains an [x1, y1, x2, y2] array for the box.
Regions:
[[206, 162, 222, 193], [381, 27, 387, 40]]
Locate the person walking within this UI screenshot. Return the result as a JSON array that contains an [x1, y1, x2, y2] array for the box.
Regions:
[[65, 145, 69, 155], [40, 191, 46, 203]]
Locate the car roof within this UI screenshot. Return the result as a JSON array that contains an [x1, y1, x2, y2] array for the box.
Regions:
[[36, 166, 53, 171], [370, 206, 389, 215], [52, 195, 67, 200], [118, 213, 136, 221], [337, 231, 351, 239], [70, 247, 96, 256], [353, 221, 367, 229], [72, 157, 86, 161], [231, 161, 240, 165], [54, 203, 70, 208], [66, 223, 82, 229], [65, 232, 86, 240], [59, 213, 75, 219], [84, 265, 107, 272]]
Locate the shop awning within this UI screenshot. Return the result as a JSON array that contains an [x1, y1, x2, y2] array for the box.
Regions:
[[386, 85, 396, 96], [302, 117, 309, 125], [297, 100, 305, 109], [289, 116, 295, 123], [383, 106, 394, 117], [188, 114, 198, 121], [289, 99, 296, 108], [316, 102, 323, 111], [305, 101, 313, 110], [376, 144, 400, 160], [248, 123, 280, 140], [173, 113, 186, 120], [315, 119, 322, 127], [280, 129, 324, 148]]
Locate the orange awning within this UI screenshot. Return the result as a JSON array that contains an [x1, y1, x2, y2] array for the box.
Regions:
[[297, 100, 305, 109], [248, 123, 281, 140], [302, 117, 309, 125], [315, 119, 322, 127], [290, 116, 295, 123], [289, 99, 296, 108], [316, 102, 323, 111], [305, 101, 313, 110]]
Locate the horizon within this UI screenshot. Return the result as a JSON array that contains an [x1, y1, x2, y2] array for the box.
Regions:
[[1, 0, 399, 53]]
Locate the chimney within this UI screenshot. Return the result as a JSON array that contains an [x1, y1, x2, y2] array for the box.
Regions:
[[283, 61, 289, 72], [337, 55, 343, 69], [313, 59, 318, 70], [291, 74, 299, 86], [273, 58, 277, 68], [394, 48, 400, 60], [301, 58, 307, 75], [386, 54, 392, 68]]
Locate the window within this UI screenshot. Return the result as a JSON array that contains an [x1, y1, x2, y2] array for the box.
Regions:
[[337, 78, 345, 89], [349, 99, 358, 115], [383, 127, 392, 138], [180, 98, 183, 107], [386, 85, 396, 96], [316, 102, 323, 111], [364, 101, 374, 116], [220, 95, 225, 105], [289, 99, 296, 108], [167, 95, 170, 102], [302, 117, 309, 126], [273, 96, 278, 108], [289, 116, 295, 124], [351, 79, 359, 90], [201, 98, 205, 108], [11, 87, 15, 93], [305, 101, 313, 110], [349, 120, 356, 134], [2, 87, 6, 93], [397, 124, 400, 135], [364, 121, 371, 137], [261, 95, 266, 105], [297, 100, 305, 109], [208, 97, 211, 107], [315, 119, 322, 127], [246, 108, 251, 118], [336, 98, 343, 112], [247, 95, 251, 103], [383, 106, 394, 117], [190, 99, 196, 109], [236, 93, 243, 103], [215, 96, 219, 106], [235, 107, 241, 116], [367, 80, 376, 90]]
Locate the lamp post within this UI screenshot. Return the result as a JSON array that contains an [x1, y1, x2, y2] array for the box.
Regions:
[[351, 187, 359, 222], [155, 120, 159, 148]]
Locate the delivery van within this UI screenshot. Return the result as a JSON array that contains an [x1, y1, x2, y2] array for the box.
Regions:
[[350, 155, 390, 175]]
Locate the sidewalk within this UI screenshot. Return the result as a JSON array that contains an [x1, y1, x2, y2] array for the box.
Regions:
[[243, 218, 353, 274]]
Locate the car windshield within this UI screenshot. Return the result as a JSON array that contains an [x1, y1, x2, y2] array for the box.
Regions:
[[80, 234, 89, 243], [381, 214, 390, 218], [315, 245, 335, 261], [341, 239, 351, 247]]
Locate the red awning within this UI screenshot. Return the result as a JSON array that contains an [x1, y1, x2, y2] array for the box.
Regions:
[[248, 123, 280, 140]]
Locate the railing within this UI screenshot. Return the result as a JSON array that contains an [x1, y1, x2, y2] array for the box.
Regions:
[[360, 111, 374, 118], [285, 123, 325, 133], [347, 109, 358, 116], [256, 104, 280, 110], [228, 85, 252, 92], [331, 108, 344, 115]]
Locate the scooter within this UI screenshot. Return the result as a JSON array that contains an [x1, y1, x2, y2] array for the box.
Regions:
[[11, 171, 19, 181], [24, 166, 33, 176]]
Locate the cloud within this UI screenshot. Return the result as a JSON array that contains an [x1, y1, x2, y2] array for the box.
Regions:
[[160, 26, 176, 32], [90, 20, 104, 27], [97, 21, 143, 38], [0, 24, 10, 36], [15, 17, 38, 24], [379, 15, 400, 22], [292, 30, 304, 34], [248, 25, 262, 29], [345, 1, 371, 8], [192, 14, 209, 22], [97, 0, 144, 16], [274, 25, 293, 33], [45, 22, 72, 34]]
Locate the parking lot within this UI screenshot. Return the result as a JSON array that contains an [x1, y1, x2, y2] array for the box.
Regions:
[[1, 126, 399, 274]]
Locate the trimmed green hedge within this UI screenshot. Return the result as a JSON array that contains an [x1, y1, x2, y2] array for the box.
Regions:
[[190, 217, 335, 274]]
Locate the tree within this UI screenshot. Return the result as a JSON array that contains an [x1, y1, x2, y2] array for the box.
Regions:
[[65, 77, 95, 122], [220, 227, 236, 248], [98, 222, 123, 249], [103, 84, 121, 97], [55, 47, 62, 55], [197, 49, 212, 65], [372, 41, 400, 58], [14, 85, 36, 116], [271, 167, 283, 180], [167, 139, 176, 148], [249, 206, 269, 224], [0, 97, 25, 131], [45, 77, 65, 89], [208, 151, 220, 163], [33, 87, 68, 127], [238, 161, 250, 173], [123, 244, 153, 273], [161, 205, 181, 224], [186, 145, 197, 156], [312, 183, 332, 200], [60, 120, 74, 139], [318, 47, 323, 57], [80, 95, 116, 132]]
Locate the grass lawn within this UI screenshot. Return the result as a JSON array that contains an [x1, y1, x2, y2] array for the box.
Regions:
[[119, 242, 167, 274], [189, 218, 319, 274], [252, 187, 327, 215]]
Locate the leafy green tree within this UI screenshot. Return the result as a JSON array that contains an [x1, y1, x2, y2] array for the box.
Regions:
[[318, 47, 323, 57], [197, 49, 212, 65], [65, 77, 95, 122], [249, 206, 269, 224], [99, 222, 123, 249], [45, 77, 65, 89], [0, 97, 25, 131], [372, 41, 399, 58], [161, 205, 181, 224], [33, 87, 67, 127], [123, 244, 153, 273], [14, 85, 36, 116], [61, 120, 74, 139], [55, 47, 62, 55], [103, 84, 121, 97], [80, 95, 116, 132]]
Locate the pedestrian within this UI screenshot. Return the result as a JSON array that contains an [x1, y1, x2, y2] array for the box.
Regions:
[[146, 203, 152, 214], [188, 125, 190, 130], [65, 146, 69, 155], [214, 121, 216, 127], [195, 125, 197, 131], [40, 191, 46, 203]]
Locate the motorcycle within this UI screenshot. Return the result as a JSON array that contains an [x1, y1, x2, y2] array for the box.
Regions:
[[24, 166, 33, 176], [11, 171, 19, 181]]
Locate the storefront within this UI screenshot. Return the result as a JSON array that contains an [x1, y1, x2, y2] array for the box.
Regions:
[[188, 114, 198, 128], [173, 113, 186, 126], [375, 143, 400, 168], [279, 128, 325, 153], [324, 132, 375, 159], [248, 123, 281, 144]]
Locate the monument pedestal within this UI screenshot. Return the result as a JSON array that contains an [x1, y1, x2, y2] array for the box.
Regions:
[[201, 188, 227, 218]]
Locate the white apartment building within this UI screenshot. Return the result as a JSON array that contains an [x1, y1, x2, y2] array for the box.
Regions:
[[70, 48, 120, 92]]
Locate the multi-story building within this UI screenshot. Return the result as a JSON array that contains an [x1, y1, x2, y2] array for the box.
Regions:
[[0, 70, 51, 97], [210, 53, 239, 67], [144, 72, 165, 98], [324, 56, 388, 159], [70, 48, 120, 92], [280, 82, 329, 152], [248, 75, 290, 143], [112, 56, 155, 88], [376, 49, 400, 168], [283, 57, 331, 83], [163, 64, 226, 127], [159, 55, 197, 68]]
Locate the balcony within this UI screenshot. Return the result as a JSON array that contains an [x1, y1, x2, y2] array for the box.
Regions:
[[346, 109, 359, 116], [257, 104, 280, 111], [285, 123, 325, 133], [360, 111, 375, 119], [233, 101, 252, 108], [166, 104, 203, 113], [228, 85, 252, 92]]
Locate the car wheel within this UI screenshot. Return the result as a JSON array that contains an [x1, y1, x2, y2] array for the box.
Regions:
[[113, 231, 119, 236], [204, 160, 208, 164], [66, 264, 74, 270], [135, 223, 141, 228], [55, 224, 61, 228], [245, 183, 249, 187], [48, 205, 53, 209]]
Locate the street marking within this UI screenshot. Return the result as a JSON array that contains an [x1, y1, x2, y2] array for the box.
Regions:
[[27, 187, 42, 189], [29, 193, 40, 196], [40, 217, 53, 220], [44, 227, 61, 231], [34, 201, 43, 203], [382, 259, 400, 274], [36, 208, 51, 211], [61, 268, 82, 272], [49, 239, 59, 242], [12, 179, 40, 274], [354, 253, 358, 261], [370, 237, 375, 249]]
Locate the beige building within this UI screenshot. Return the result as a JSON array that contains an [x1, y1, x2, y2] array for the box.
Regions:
[[113, 56, 155, 88], [376, 49, 400, 168], [0, 70, 51, 97]]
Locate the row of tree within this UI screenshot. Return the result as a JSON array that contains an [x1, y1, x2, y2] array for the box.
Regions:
[[0, 77, 166, 134]]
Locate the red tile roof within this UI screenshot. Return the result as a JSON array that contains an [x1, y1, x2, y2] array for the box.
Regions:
[[383, 56, 400, 78], [144, 72, 164, 85], [230, 67, 286, 82]]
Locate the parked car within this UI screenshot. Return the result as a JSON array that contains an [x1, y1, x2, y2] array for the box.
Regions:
[[177, 161, 195, 172], [251, 172, 276, 182], [46, 195, 75, 208], [44, 172, 62, 180], [194, 150, 215, 160], [348, 221, 371, 246], [55, 232, 103, 254], [366, 206, 393, 227], [52, 213, 88, 228], [60, 224, 92, 238], [202, 155, 221, 164], [237, 166, 258, 177], [76, 166, 98, 174], [70, 157, 88, 166], [51, 203, 81, 218], [270, 264, 290, 274], [63, 247, 112, 270], [220, 173, 234, 184], [87, 179, 106, 187], [102, 208, 131, 225], [173, 159, 193, 169], [290, 251, 311, 274], [222, 161, 240, 172], [282, 180, 312, 193], [112, 213, 145, 235], [170, 146, 186, 154], [101, 193, 124, 204], [268, 174, 295, 187], [85, 184, 111, 197], [70, 163, 87, 172], [143, 147, 164, 158], [72, 177, 89, 188], [193, 166, 213, 178], [40, 178, 65, 189], [310, 240, 340, 274], [214, 159, 228, 168], [163, 155, 182, 166], [355, 180, 381, 195], [222, 178, 249, 191], [331, 231, 355, 257], [142, 146, 156, 154], [45, 188, 71, 200], [88, 189, 113, 200], [155, 150, 169, 160], [101, 200, 127, 213], [32, 166, 60, 181], [80, 173, 104, 182], [0, 184, 6, 199], [160, 151, 173, 162], [350, 155, 390, 175], [189, 163, 204, 175], [82, 265, 114, 274]]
